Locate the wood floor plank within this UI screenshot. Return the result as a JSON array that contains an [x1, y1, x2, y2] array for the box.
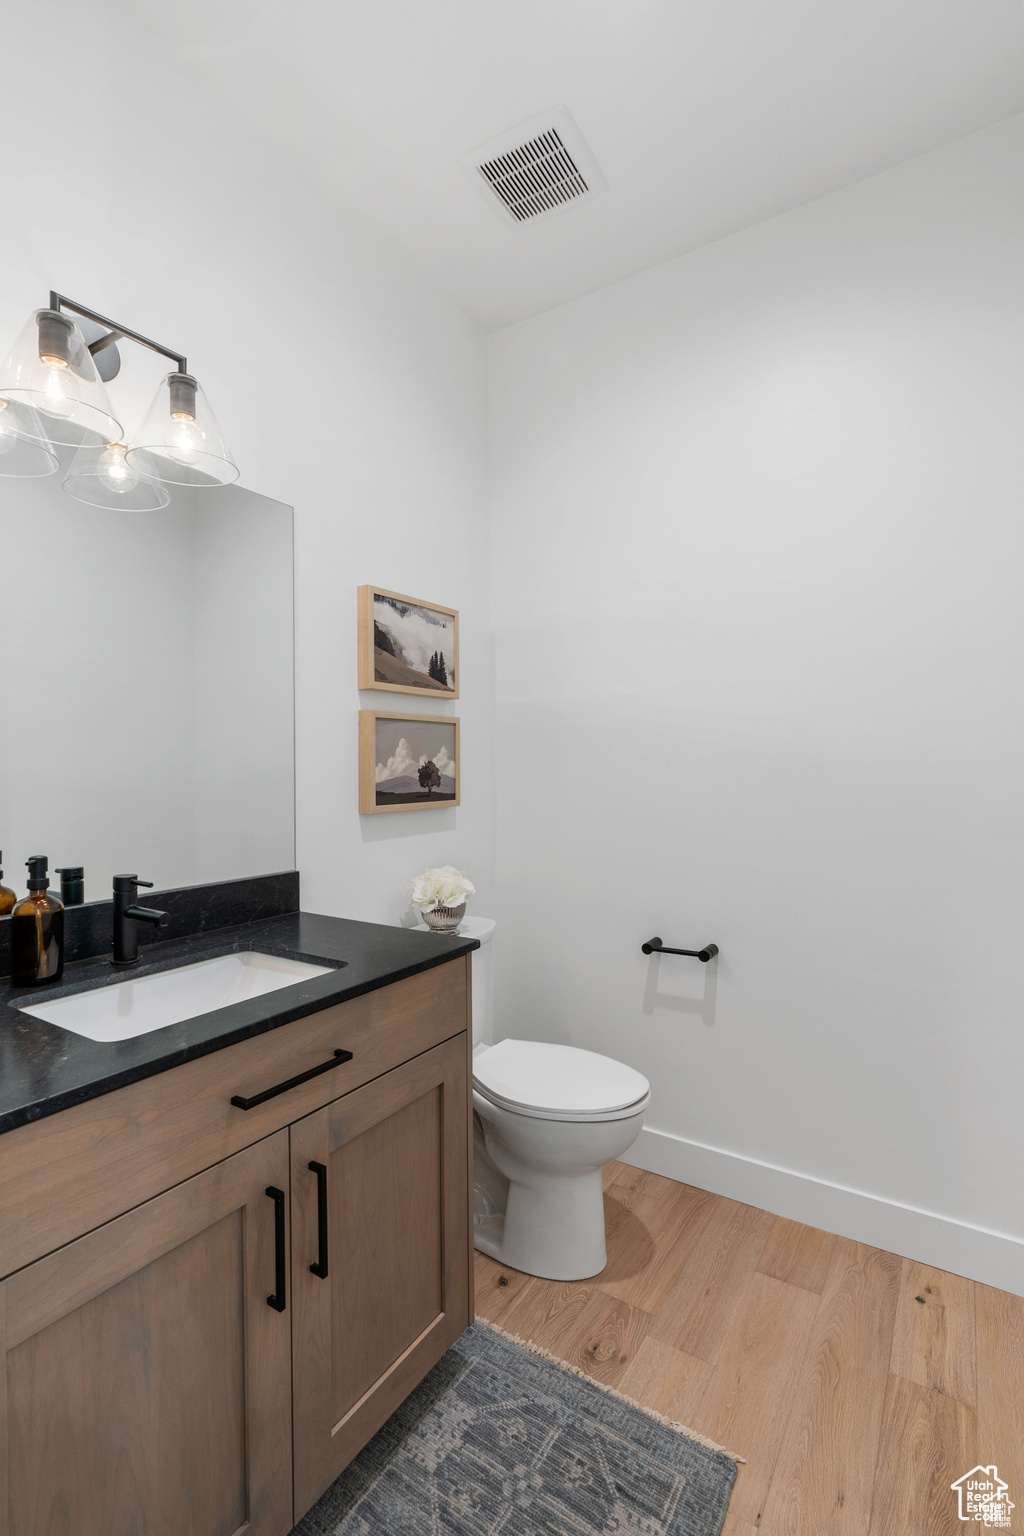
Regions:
[[473, 1250, 532, 1323], [599, 1179, 719, 1314], [598, 1186, 659, 1288], [975, 1283, 1024, 1535], [757, 1239, 900, 1536], [867, 1375, 975, 1536], [563, 1290, 654, 1388], [757, 1216, 837, 1294], [650, 1198, 776, 1365], [617, 1336, 715, 1423], [720, 1516, 759, 1536], [890, 1259, 977, 1407], [603, 1159, 633, 1190], [687, 1272, 820, 1527], [495, 1274, 596, 1352], [605, 1160, 649, 1193]]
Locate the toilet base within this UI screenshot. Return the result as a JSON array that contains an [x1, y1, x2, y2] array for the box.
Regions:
[[472, 1096, 644, 1282], [473, 1170, 608, 1281], [472, 1213, 507, 1262]]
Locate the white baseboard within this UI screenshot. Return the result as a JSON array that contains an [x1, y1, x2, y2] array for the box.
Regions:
[[621, 1125, 1024, 1298]]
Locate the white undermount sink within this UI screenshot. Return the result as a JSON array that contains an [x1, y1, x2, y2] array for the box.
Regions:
[[17, 951, 336, 1043]]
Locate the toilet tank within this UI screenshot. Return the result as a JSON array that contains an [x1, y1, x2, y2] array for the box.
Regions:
[[456, 916, 496, 1050]]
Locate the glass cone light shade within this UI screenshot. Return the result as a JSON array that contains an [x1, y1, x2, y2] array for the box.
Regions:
[[0, 309, 122, 447], [62, 441, 171, 510], [125, 372, 238, 487], [0, 400, 59, 477]]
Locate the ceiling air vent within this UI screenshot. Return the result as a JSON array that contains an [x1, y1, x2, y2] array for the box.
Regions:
[[464, 106, 608, 228]]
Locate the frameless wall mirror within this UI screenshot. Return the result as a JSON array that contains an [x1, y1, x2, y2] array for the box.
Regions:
[[0, 468, 294, 902]]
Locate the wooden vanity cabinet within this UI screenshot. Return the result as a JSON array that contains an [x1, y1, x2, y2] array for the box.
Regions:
[[0, 955, 473, 1536], [289, 1034, 469, 1518], [0, 1130, 294, 1536]]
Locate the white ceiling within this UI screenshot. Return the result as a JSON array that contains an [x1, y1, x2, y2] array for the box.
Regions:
[[119, 0, 1024, 331]]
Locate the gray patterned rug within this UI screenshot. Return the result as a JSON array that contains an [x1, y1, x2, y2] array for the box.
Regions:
[[291, 1320, 737, 1536]]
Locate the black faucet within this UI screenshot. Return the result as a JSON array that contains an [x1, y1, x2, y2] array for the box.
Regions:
[[111, 875, 168, 968]]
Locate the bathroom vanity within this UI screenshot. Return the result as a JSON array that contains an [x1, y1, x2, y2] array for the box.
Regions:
[[0, 413, 475, 1531], [0, 901, 477, 1536]]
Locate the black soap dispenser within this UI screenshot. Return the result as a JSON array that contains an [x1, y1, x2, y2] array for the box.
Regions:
[[55, 866, 85, 906], [11, 856, 64, 985], [0, 853, 15, 917]]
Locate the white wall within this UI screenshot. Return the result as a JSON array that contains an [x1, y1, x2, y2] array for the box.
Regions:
[[488, 116, 1024, 1293], [0, 1, 492, 922]]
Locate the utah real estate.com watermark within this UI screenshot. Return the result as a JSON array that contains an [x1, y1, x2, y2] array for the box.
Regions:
[[951, 1467, 1015, 1527]]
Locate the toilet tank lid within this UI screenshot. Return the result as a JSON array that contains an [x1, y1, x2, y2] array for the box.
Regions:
[[474, 1039, 650, 1116], [455, 915, 496, 943]]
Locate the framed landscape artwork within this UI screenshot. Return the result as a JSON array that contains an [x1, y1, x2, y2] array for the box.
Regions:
[[359, 711, 460, 814], [357, 586, 459, 699]]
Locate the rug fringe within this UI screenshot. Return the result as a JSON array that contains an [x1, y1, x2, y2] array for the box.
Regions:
[[474, 1315, 745, 1463]]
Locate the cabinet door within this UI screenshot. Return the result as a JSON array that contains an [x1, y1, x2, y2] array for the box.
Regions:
[[290, 1033, 470, 1517], [0, 1129, 293, 1536]]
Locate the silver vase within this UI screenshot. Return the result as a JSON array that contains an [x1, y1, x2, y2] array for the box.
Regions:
[[422, 902, 466, 933]]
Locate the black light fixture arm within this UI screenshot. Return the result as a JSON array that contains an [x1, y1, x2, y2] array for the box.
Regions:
[[49, 291, 187, 374], [641, 937, 719, 962]]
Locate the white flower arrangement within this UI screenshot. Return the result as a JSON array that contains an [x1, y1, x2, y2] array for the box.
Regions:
[[410, 865, 476, 913]]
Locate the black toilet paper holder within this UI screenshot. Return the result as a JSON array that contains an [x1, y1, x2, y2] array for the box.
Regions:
[[641, 937, 719, 963]]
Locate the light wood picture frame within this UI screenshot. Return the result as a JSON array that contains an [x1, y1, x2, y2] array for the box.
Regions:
[[359, 711, 460, 814], [357, 586, 459, 699]]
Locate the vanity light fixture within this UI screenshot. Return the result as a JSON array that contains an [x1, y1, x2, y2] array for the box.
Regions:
[[0, 292, 238, 489], [0, 307, 122, 448], [0, 400, 60, 477], [62, 440, 171, 511], [126, 369, 238, 487]]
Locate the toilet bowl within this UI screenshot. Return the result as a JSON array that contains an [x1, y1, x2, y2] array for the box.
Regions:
[[412, 915, 650, 1281], [473, 1038, 650, 1280]]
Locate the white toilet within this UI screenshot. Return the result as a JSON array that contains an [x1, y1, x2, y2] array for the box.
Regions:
[[421, 914, 650, 1282]]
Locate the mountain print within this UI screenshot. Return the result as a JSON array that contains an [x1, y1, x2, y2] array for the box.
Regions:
[[373, 594, 456, 693]]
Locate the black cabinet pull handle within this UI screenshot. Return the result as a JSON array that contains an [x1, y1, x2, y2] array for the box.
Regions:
[[231, 1049, 353, 1111], [265, 1186, 286, 1312], [308, 1161, 329, 1279]]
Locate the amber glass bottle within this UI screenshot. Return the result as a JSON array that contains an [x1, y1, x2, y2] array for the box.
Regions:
[[11, 855, 64, 985], [0, 852, 15, 917]]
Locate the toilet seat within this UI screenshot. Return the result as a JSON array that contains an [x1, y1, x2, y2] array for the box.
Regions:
[[474, 1039, 651, 1123]]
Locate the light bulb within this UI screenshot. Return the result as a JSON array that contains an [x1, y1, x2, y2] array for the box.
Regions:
[[164, 415, 203, 466], [40, 360, 79, 420], [96, 444, 140, 493], [0, 403, 15, 457]]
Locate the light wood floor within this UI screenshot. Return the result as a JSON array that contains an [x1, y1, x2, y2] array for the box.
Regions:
[[474, 1162, 1024, 1536]]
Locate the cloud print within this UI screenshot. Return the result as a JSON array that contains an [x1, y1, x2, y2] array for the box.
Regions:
[[376, 738, 454, 783], [376, 738, 417, 782]]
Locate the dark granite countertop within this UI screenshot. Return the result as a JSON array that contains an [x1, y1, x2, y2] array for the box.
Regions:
[[0, 911, 478, 1136]]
